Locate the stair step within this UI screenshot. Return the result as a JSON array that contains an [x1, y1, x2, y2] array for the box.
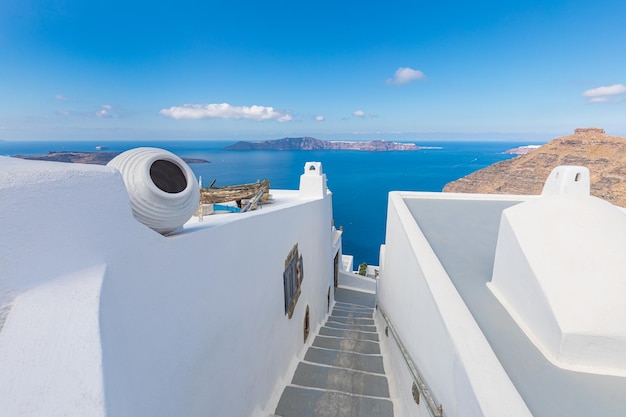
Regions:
[[332, 306, 374, 314], [313, 335, 380, 355], [331, 309, 373, 319], [334, 288, 376, 308], [324, 321, 377, 333], [334, 302, 374, 310], [275, 288, 391, 417], [327, 316, 375, 326], [292, 362, 390, 397], [304, 347, 385, 374], [275, 386, 394, 417], [319, 326, 380, 342]]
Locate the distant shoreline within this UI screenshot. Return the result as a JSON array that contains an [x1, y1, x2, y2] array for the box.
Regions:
[[502, 145, 541, 155], [224, 137, 420, 151], [13, 151, 210, 165]]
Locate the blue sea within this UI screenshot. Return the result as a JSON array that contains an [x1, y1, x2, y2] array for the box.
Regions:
[[0, 140, 537, 266]]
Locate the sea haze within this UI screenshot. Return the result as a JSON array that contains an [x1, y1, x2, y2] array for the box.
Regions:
[[0, 140, 533, 266]]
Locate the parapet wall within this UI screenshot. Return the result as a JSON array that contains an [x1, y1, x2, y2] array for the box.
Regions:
[[377, 192, 532, 417]]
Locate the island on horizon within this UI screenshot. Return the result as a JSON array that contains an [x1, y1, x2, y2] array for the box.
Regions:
[[13, 151, 210, 165], [224, 137, 420, 151]]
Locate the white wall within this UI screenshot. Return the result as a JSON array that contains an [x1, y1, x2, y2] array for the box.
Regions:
[[0, 158, 146, 417], [100, 195, 335, 417], [377, 192, 532, 417], [337, 270, 376, 293], [489, 193, 626, 376], [0, 157, 337, 417]]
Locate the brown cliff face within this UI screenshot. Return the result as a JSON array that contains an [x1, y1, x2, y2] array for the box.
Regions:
[[443, 128, 626, 207]]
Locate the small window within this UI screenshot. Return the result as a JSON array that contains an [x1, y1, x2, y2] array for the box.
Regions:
[[284, 244, 303, 318], [309, 165, 316, 170], [575, 172, 581, 182], [327, 287, 331, 313], [304, 306, 310, 342]]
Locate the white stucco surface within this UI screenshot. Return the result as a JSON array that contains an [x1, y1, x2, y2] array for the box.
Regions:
[[0, 156, 338, 417], [337, 270, 376, 293], [380, 187, 626, 417], [541, 165, 590, 197], [377, 192, 532, 417], [489, 193, 626, 376], [0, 266, 106, 417]]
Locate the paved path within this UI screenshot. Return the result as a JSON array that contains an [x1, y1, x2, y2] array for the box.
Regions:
[[274, 288, 394, 417]]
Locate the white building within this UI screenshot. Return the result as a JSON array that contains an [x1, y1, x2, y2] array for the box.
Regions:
[[377, 165, 626, 417], [1, 152, 625, 417], [0, 152, 343, 417]]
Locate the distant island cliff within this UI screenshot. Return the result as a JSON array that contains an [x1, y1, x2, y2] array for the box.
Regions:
[[14, 151, 209, 165], [444, 128, 626, 207], [224, 137, 419, 151]]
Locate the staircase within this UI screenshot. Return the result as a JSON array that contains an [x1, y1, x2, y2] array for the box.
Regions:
[[274, 287, 394, 417]]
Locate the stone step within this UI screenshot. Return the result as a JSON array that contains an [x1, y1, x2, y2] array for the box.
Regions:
[[331, 308, 374, 317], [334, 288, 376, 308], [327, 316, 375, 326], [291, 362, 390, 397], [333, 302, 374, 312], [333, 303, 376, 313], [319, 326, 380, 342], [304, 347, 385, 374], [274, 288, 391, 417], [312, 335, 380, 355], [331, 309, 374, 319], [324, 320, 378, 333], [275, 386, 394, 417]]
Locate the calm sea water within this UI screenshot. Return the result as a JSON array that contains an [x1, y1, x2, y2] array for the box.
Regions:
[[0, 140, 535, 266]]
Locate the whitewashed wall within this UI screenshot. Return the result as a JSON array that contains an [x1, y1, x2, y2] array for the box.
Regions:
[[377, 192, 532, 417], [0, 157, 336, 417], [337, 270, 376, 293]]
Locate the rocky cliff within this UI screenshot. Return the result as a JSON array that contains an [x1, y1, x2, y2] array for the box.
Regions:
[[224, 137, 419, 151], [443, 128, 626, 207]]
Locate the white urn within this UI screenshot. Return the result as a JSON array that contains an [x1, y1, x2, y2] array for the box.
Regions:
[[107, 147, 200, 234]]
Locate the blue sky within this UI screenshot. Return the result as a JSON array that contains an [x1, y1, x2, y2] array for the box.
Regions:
[[1, 0, 625, 141]]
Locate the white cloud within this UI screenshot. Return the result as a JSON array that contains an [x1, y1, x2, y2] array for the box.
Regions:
[[315, 115, 325, 121], [353, 110, 366, 117], [159, 103, 292, 122], [96, 104, 113, 118], [57, 104, 117, 118], [386, 67, 426, 85], [582, 84, 626, 97], [55, 94, 68, 101], [582, 84, 626, 103]]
